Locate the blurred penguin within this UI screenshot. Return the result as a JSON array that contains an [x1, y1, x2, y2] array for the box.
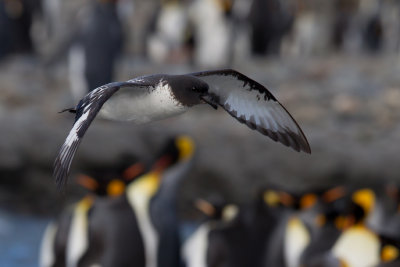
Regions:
[[188, 0, 233, 67], [280, 1, 332, 57], [41, 0, 62, 39], [126, 135, 196, 267], [69, 0, 123, 102], [0, 0, 41, 59], [39, 154, 144, 267], [376, 235, 400, 267], [296, 186, 357, 267], [147, 0, 189, 64], [67, 156, 146, 267], [331, 0, 359, 50], [247, 0, 294, 56], [331, 225, 380, 267], [72, 136, 195, 267], [206, 187, 303, 267], [302, 187, 381, 267], [181, 197, 239, 267], [363, 13, 383, 52]]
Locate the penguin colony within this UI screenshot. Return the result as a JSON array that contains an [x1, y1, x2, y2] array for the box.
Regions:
[[41, 157, 400, 267]]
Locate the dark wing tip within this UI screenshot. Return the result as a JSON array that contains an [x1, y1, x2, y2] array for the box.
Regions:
[[277, 103, 311, 154], [225, 104, 311, 154], [53, 136, 81, 191], [53, 81, 124, 190], [258, 125, 311, 154], [54, 161, 67, 191]]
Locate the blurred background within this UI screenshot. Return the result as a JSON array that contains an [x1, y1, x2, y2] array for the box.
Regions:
[[0, 0, 400, 266]]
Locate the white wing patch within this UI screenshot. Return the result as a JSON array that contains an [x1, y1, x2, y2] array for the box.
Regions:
[[191, 69, 311, 153], [54, 82, 123, 189]]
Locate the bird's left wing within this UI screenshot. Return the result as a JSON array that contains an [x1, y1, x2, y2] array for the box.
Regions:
[[190, 69, 311, 153], [54, 80, 150, 190]]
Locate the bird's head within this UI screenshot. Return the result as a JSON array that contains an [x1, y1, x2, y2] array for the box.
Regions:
[[168, 75, 210, 106]]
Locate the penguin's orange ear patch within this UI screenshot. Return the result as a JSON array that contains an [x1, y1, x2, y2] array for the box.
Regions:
[[263, 190, 281, 207], [352, 189, 375, 215], [381, 245, 399, 262], [279, 192, 296, 207], [107, 179, 126, 196], [152, 155, 173, 173], [77, 174, 98, 191]]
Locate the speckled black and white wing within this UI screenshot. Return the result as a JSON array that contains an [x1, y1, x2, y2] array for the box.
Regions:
[[191, 69, 311, 153], [54, 80, 150, 190]]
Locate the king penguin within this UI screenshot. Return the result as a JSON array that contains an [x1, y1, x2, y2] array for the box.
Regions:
[[67, 136, 194, 267], [117, 135, 195, 267], [181, 197, 239, 267], [302, 187, 381, 267], [39, 155, 145, 267]]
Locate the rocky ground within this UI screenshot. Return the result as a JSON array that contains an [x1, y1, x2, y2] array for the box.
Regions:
[[1, 53, 400, 216]]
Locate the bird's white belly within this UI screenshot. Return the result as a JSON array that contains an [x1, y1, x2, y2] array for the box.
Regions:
[[99, 83, 188, 123]]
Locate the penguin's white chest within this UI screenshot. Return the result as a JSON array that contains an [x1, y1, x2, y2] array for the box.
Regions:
[[99, 82, 188, 123], [182, 224, 210, 267]]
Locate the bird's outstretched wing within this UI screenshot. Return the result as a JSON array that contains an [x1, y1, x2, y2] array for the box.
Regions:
[[190, 69, 311, 153], [54, 80, 150, 190]]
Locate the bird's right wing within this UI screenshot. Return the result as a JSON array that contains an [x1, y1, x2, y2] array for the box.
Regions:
[[54, 79, 151, 190], [190, 69, 311, 153]]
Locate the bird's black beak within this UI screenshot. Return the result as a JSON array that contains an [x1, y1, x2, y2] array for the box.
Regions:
[[200, 95, 218, 110], [58, 108, 77, 114]]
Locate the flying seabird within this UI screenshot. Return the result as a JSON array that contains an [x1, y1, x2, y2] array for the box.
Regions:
[[54, 69, 311, 189]]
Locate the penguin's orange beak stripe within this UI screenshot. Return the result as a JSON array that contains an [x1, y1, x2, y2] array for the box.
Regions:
[[279, 192, 295, 207], [152, 155, 173, 173], [386, 185, 398, 200], [195, 199, 216, 217], [77, 174, 98, 191], [322, 186, 346, 203], [123, 163, 145, 181]]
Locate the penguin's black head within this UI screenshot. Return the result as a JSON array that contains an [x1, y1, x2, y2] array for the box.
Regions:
[[76, 154, 144, 197], [152, 138, 180, 171], [152, 135, 195, 172]]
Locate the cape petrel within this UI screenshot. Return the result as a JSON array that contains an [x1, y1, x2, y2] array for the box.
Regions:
[[54, 69, 311, 189]]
